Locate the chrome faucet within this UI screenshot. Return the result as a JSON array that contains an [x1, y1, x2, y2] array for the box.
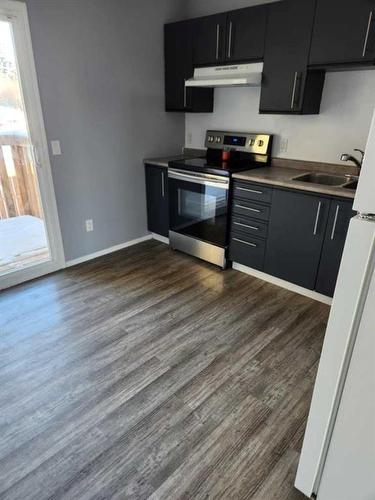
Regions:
[[340, 149, 365, 171]]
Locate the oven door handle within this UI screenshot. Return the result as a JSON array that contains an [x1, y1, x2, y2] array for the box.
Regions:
[[168, 169, 229, 189]]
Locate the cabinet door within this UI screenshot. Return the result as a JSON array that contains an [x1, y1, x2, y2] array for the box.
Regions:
[[316, 199, 355, 297], [310, 0, 375, 66], [264, 189, 329, 289], [226, 5, 267, 63], [193, 14, 227, 66], [260, 0, 325, 114], [164, 21, 213, 112], [145, 165, 169, 238]]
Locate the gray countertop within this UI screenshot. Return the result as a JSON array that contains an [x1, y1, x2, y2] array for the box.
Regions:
[[233, 166, 356, 199]]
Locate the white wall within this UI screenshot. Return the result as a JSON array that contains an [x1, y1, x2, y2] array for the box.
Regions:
[[186, 70, 375, 164]]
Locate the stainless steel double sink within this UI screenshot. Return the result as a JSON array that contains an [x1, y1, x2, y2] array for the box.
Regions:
[[292, 172, 358, 190]]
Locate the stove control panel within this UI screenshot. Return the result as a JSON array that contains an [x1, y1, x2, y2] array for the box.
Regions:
[[205, 130, 272, 156]]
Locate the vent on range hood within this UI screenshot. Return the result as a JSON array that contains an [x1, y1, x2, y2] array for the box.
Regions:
[[185, 63, 263, 88]]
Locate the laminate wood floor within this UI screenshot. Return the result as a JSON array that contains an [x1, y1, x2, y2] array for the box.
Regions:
[[0, 240, 329, 500]]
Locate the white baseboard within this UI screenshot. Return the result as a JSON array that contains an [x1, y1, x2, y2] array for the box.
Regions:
[[66, 235, 152, 267], [233, 262, 332, 305], [152, 233, 169, 244]]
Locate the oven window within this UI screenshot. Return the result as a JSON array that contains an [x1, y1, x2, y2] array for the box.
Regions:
[[169, 177, 229, 248]]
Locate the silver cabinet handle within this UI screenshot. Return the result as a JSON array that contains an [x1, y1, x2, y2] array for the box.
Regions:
[[161, 171, 165, 198], [291, 71, 299, 109], [228, 21, 233, 59], [183, 79, 187, 108], [331, 205, 340, 240], [233, 237, 257, 248], [313, 201, 322, 236], [237, 187, 263, 195], [234, 222, 259, 231], [363, 11, 373, 57], [235, 204, 261, 213], [216, 24, 220, 60]]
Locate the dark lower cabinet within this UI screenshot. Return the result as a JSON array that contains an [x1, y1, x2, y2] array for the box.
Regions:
[[260, 0, 325, 114], [315, 199, 355, 297], [164, 21, 213, 113], [145, 164, 169, 238], [310, 0, 375, 67], [264, 189, 330, 289]]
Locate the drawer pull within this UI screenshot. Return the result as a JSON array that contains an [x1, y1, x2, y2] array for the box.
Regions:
[[234, 221, 259, 231], [233, 237, 257, 248], [235, 204, 261, 213], [237, 187, 263, 195]]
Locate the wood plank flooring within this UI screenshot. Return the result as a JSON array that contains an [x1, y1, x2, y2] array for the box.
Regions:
[[0, 240, 329, 499]]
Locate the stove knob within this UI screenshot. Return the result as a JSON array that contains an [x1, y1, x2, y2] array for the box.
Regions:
[[249, 139, 255, 146], [215, 136, 222, 143], [208, 136, 214, 143], [258, 140, 264, 147]]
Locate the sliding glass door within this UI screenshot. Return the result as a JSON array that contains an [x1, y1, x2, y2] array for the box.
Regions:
[[0, 1, 64, 289]]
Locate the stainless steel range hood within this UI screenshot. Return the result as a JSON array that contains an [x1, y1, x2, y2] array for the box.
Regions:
[[185, 63, 263, 88]]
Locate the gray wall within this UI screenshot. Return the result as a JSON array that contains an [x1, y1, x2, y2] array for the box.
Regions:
[[186, 0, 277, 17], [24, 0, 187, 261]]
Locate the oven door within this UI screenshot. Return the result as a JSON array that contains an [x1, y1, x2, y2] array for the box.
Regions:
[[168, 169, 230, 248]]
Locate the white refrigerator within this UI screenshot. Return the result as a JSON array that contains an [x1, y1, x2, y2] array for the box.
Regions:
[[295, 111, 375, 500]]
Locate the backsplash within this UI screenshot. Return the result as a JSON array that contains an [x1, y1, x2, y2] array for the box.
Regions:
[[185, 70, 375, 165]]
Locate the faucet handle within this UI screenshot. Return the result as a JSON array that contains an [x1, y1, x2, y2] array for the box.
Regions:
[[354, 148, 365, 161]]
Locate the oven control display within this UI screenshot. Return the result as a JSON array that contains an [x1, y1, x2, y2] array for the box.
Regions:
[[223, 135, 246, 147]]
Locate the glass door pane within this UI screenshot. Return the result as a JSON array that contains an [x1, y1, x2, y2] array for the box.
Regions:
[[0, 19, 50, 276]]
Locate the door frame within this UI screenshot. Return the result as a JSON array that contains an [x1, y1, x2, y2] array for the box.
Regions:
[[0, 0, 65, 290]]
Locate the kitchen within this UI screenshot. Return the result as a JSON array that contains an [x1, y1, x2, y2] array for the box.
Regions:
[[1, 0, 374, 499]]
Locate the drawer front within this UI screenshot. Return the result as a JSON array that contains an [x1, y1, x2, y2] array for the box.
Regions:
[[233, 181, 273, 204], [232, 199, 271, 221], [231, 216, 268, 239], [229, 234, 266, 271]]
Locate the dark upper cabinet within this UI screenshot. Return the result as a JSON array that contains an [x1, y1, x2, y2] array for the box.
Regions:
[[164, 21, 213, 112], [145, 164, 169, 238], [310, 0, 375, 67], [192, 14, 227, 66], [264, 188, 330, 290], [315, 199, 355, 297], [225, 5, 268, 63], [260, 0, 325, 114]]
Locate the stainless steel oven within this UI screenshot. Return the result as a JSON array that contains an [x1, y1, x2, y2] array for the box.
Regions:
[[168, 168, 230, 268]]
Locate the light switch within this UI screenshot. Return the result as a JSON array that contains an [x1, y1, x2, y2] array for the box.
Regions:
[[51, 140, 62, 156]]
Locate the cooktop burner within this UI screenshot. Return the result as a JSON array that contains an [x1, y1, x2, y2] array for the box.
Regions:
[[169, 130, 273, 177], [169, 157, 259, 177]]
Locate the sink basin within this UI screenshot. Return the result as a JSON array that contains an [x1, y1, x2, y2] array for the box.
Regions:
[[343, 180, 358, 190], [292, 173, 348, 187]]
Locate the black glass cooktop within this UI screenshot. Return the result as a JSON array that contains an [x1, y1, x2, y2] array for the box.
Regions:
[[169, 157, 260, 177]]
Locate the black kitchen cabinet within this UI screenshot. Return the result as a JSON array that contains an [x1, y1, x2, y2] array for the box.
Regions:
[[264, 189, 330, 289], [315, 199, 355, 297], [310, 0, 375, 67], [164, 21, 213, 112], [145, 164, 169, 238], [225, 5, 268, 63], [192, 14, 227, 66], [260, 0, 325, 114]]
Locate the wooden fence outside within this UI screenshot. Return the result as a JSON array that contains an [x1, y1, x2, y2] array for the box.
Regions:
[[0, 144, 43, 220]]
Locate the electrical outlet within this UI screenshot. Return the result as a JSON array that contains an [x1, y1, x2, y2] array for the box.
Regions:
[[85, 219, 94, 232], [187, 132, 193, 145], [279, 138, 289, 154]]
